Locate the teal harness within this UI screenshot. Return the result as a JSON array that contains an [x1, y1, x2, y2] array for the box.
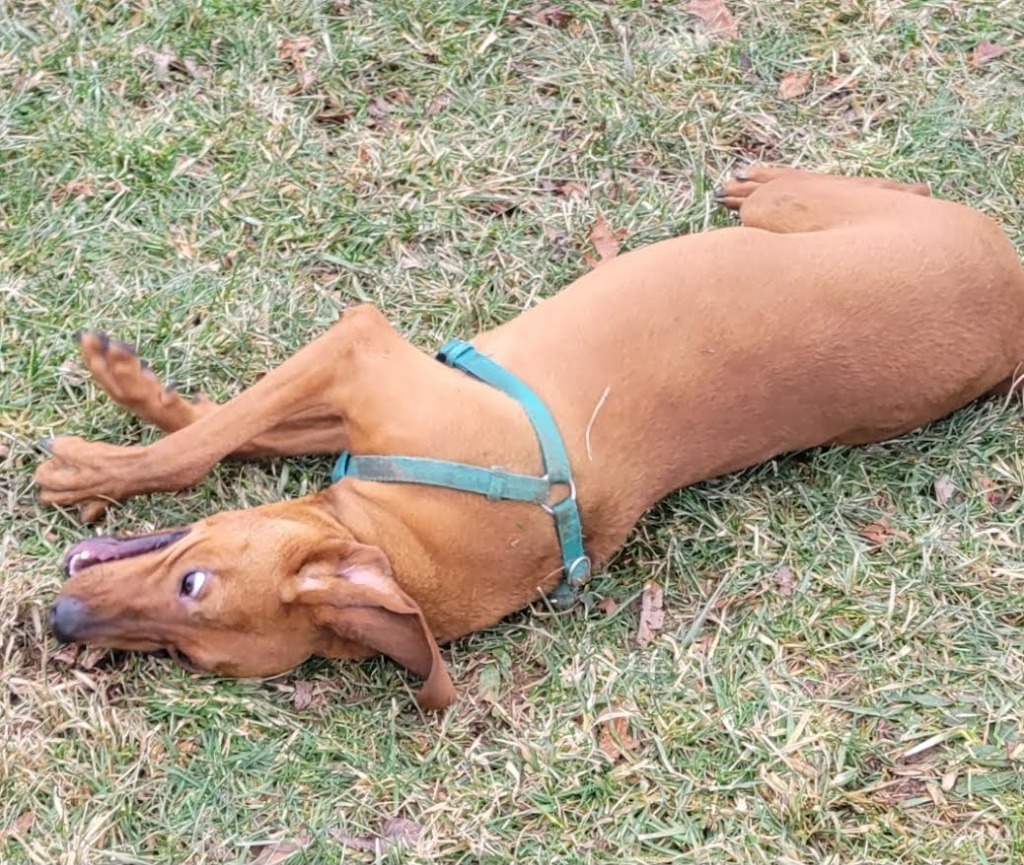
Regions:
[[331, 339, 590, 608]]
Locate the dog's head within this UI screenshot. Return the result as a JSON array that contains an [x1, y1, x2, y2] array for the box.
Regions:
[[50, 499, 455, 709]]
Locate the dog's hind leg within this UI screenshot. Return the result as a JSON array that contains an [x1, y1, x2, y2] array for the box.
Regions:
[[715, 165, 931, 234]]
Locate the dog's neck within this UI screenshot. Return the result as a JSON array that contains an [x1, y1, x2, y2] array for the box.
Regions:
[[309, 474, 568, 642]]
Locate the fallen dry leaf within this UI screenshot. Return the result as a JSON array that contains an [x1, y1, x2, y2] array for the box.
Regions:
[[328, 831, 375, 853], [609, 176, 637, 203], [585, 215, 626, 268], [534, 6, 575, 28], [689, 633, 715, 657], [220, 249, 240, 271], [779, 71, 811, 100], [172, 156, 212, 182], [292, 680, 314, 710], [773, 566, 796, 597], [51, 643, 81, 666], [169, 225, 199, 260], [636, 580, 665, 647], [78, 647, 106, 670], [826, 72, 860, 94], [277, 36, 314, 69], [50, 179, 95, 201], [329, 817, 422, 852], [971, 42, 1010, 66], [386, 87, 414, 106], [278, 36, 317, 96], [314, 108, 355, 125], [482, 198, 517, 215], [858, 519, 893, 550], [132, 45, 208, 83], [289, 68, 319, 95], [59, 357, 89, 386], [248, 833, 311, 865], [976, 474, 1012, 509], [174, 737, 199, 768], [367, 96, 392, 126], [544, 225, 568, 247], [381, 818, 422, 846], [934, 475, 956, 507], [180, 57, 210, 79], [148, 45, 176, 82], [13, 71, 47, 92], [3, 810, 36, 837], [558, 180, 588, 198], [685, 0, 739, 41], [597, 711, 638, 761], [426, 94, 450, 116]]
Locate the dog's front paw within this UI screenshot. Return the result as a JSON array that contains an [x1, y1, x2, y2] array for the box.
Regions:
[[34, 436, 145, 510], [77, 329, 205, 432]]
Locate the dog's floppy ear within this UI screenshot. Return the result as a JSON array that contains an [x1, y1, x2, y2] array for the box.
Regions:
[[287, 541, 456, 710]]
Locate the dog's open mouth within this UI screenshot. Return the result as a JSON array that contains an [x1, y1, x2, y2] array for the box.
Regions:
[[63, 529, 190, 577]]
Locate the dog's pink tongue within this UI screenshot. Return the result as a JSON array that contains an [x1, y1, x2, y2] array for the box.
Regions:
[[63, 529, 189, 577]]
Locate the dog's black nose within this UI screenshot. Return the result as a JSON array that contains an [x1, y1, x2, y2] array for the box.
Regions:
[[50, 597, 86, 643]]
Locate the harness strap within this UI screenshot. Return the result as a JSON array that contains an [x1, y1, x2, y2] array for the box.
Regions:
[[331, 339, 590, 606], [331, 452, 550, 503], [436, 341, 573, 485]]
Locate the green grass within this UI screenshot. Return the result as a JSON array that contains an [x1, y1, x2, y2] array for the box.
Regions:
[[3, 0, 1024, 862]]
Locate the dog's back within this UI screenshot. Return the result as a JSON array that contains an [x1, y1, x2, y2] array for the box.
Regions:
[[476, 182, 1024, 521]]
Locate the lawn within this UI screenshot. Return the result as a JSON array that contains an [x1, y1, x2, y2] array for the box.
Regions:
[[2, 1, 1024, 862]]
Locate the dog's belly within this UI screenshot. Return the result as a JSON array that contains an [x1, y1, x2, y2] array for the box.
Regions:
[[476, 220, 1024, 512]]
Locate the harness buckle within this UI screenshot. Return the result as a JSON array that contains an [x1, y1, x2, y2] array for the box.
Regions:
[[330, 451, 353, 484]]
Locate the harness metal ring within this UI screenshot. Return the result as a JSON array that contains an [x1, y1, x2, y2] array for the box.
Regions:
[[566, 555, 592, 587], [540, 476, 577, 515]]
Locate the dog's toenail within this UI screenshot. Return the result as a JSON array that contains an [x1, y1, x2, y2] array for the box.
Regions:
[[37, 437, 53, 454], [112, 340, 136, 356], [98, 332, 110, 351], [735, 168, 749, 181], [713, 186, 726, 199], [73, 329, 84, 344]]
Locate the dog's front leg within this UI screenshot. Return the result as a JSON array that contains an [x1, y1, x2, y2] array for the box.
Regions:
[[35, 304, 389, 514]]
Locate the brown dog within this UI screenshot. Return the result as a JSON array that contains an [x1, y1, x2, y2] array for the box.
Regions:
[[36, 167, 1024, 709]]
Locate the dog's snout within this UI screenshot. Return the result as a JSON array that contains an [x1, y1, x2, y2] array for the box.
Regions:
[[50, 597, 86, 643]]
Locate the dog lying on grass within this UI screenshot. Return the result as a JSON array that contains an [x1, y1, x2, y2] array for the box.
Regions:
[[36, 167, 1024, 708]]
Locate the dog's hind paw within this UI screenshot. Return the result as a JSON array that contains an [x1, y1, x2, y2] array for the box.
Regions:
[[714, 165, 798, 210]]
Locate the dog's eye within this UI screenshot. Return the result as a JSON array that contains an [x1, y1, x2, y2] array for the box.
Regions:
[[179, 570, 208, 599]]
